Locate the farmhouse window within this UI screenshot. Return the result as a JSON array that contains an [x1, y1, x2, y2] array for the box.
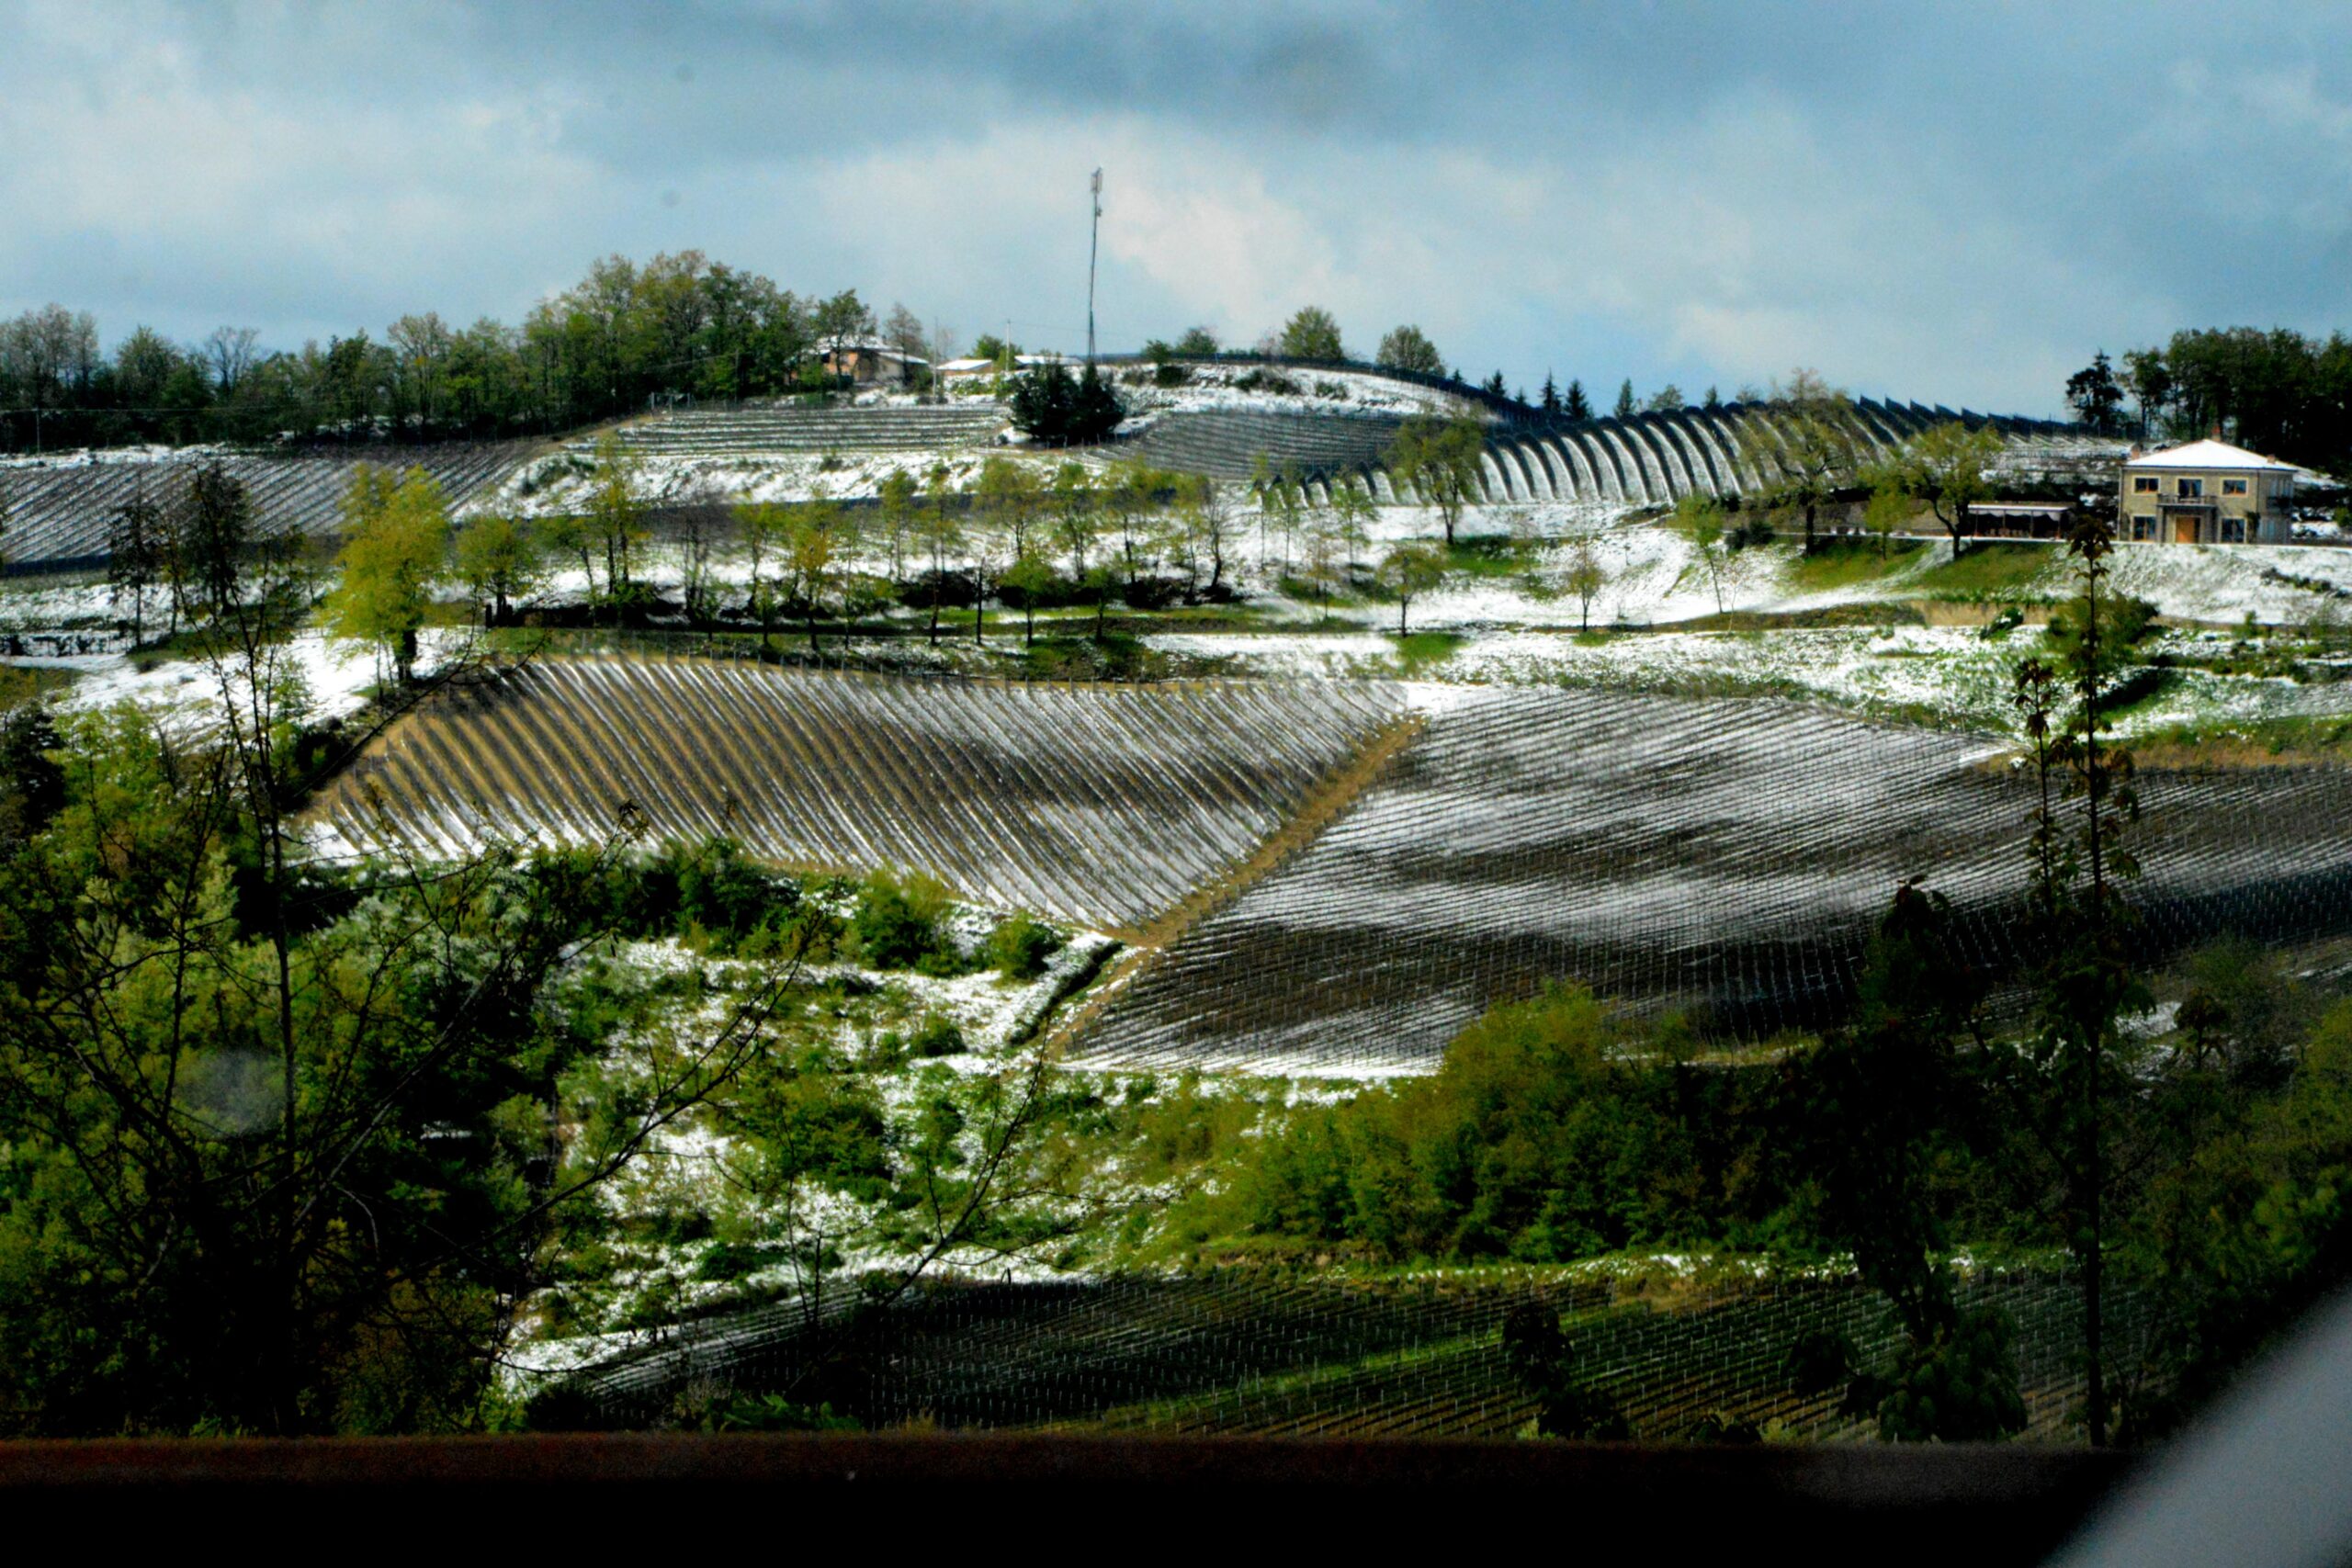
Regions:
[[2177, 478, 2203, 498], [2222, 478, 2248, 495], [2132, 475, 2159, 493], [2132, 516, 2153, 539], [2221, 516, 2245, 542]]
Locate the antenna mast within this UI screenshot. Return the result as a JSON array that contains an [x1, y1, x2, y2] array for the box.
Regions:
[[1086, 167, 1103, 365]]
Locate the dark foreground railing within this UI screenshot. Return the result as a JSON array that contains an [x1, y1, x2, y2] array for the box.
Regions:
[[0, 1434, 2129, 1558]]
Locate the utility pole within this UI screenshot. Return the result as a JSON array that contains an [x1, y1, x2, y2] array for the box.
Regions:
[[1087, 167, 1103, 366]]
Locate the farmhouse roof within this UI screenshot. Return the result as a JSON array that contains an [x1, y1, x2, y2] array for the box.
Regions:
[[2125, 438, 2296, 472]]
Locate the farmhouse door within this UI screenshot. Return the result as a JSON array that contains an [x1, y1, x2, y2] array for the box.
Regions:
[[2175, 516, 2198, 543]]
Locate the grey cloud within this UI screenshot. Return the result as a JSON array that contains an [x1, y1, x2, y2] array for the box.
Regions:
[[1, 1, 2347, 412]]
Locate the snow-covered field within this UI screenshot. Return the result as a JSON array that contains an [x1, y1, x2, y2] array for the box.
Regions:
[[1073, 683, 2352, 1077], [1111, 362, 1477, 423], [316, 659, 1406, 932]]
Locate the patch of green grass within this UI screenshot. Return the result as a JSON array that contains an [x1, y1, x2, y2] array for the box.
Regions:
[[1442, 537, 1539, 578], [1390, 631, 1464, 673], [1674, 603, 1928, 633], [1782, 538, 1927, 592], [2126, 713, 2352, 768], [1913, 542, 2059, 601]]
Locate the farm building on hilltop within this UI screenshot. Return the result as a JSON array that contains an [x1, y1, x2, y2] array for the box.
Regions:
[[815, 334, 930, 387], [2120, 437, 2299, 544]]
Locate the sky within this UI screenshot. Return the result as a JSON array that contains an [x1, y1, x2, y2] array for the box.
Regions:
[[4, 0, 2349, 417]]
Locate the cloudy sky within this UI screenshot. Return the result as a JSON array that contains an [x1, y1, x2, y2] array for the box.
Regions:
[[5, 1, 2348, 414]]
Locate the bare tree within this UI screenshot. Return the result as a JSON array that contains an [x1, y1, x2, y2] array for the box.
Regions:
[[203, 326, 262, 394]]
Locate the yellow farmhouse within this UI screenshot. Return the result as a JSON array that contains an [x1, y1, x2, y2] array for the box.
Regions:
[[2120, 437, 2298, 545]]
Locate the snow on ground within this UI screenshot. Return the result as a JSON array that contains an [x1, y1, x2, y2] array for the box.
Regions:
[[0, 443, 232, 472], [0, 577, 117, 631], [43, 626, 473, 728], [2109, 542, 2352, 625], [1148, 623, 2038, 729], [475, 447, 1015, 515], [1112, 363, 1477, 423]]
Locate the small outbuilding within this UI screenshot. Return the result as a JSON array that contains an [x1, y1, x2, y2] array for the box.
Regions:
[[2120, 438, 2299, 545], [816, 334, 930, 387]]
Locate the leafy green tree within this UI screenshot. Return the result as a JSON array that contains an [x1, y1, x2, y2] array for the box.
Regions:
[[584, 434, 650, 621], [1172, 326, 1219, 357], [974, 456, 1041, 560], [1644, 384, 1685, 413], [1277, 306, 1345, 362], [1000, 554, 1057, 648], [1377, 540, 1446, 633], [1861, 477, 1909, 559], [1743, 368, 1861, 556], [105, 490, 166, 643], [167, 459, 255, 625], [1385, 415, 1487, 547], [735, 500, 786, 654], [1502, 1304, 1631, 1439], [1565, 537, 1605, 632], [452, 512, 542, 628], [877, 468, 918, 582], [1375, 325, 1442, 375], [325, 465, 452, 683], [1332, 470, 1376, 578], [1893, 422, 2003, 559], [1788, 884, 2025, 1441], [1677, 492, 1731, 613], [785, 495, 855, 650], [1997, 515, 2147, 1448], [914, 465, 963, 646]]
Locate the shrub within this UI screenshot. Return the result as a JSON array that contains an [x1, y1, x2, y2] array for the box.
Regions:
[[1234, 368, 1301, 397], [1120, 576, 1184, 612], [851, 871, 953, 970], [909, 1012, 965, 1057], [989, 913, 1061, 979]]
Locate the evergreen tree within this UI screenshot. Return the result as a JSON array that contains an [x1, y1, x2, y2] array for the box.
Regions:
[[1564, 379, 1592, 422], [1540, 372, 1561, 415], [2066, 350, 2127, 435], [1613, 379, 1636, 419]]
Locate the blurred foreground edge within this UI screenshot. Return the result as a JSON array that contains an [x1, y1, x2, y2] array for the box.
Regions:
[[0, 1434, 2125, 1558]]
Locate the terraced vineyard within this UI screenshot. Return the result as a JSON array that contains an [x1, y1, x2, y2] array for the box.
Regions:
[[315, 660, 1405, 931], [587, 403, 1009, 457], [1114, 410, 1408, 482], [1073, 688, 2352, 1075], [0, 442, 533, 570], [567, 1267, 2109, 1440]]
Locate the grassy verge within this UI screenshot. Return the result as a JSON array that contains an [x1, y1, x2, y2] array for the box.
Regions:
[[2125, 713, 2352, 769], [1782, 538, 1928, 593], [1390, 631, 1464, 673], [1912, 541, 2059, 601]]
